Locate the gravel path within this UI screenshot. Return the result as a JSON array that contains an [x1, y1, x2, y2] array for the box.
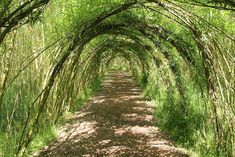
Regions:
[[35, 72, 189, 157]]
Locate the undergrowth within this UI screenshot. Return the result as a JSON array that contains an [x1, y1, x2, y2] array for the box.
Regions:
[[70, 77, 102, 112], [136, 68, 219, 157], [0, 77, 103, 157]]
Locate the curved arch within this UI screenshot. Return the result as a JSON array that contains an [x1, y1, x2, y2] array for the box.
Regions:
[[12, 1, 234, 156]]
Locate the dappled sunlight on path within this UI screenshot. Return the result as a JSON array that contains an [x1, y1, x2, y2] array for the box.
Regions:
[[34, 72, 188, 157]]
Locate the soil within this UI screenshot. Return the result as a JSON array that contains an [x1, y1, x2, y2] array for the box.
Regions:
[[34, 72, 189, 157]]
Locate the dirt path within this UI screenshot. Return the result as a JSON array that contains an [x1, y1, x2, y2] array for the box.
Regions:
[[34, 72, 189, 157]]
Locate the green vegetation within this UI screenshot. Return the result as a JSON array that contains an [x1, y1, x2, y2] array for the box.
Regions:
[[0, 0, 235, 156]]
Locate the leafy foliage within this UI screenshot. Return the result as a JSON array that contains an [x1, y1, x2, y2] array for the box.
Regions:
[[0, 0, 234, 156]]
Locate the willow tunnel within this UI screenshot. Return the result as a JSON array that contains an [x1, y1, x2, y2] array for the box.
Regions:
[[0, 0, 234, 157]]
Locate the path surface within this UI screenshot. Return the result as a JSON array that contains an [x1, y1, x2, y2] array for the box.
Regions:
[[35, 72, 189, 157]]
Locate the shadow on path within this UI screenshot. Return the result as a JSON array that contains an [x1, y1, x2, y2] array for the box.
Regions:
[[34, 72, 189, 157]]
